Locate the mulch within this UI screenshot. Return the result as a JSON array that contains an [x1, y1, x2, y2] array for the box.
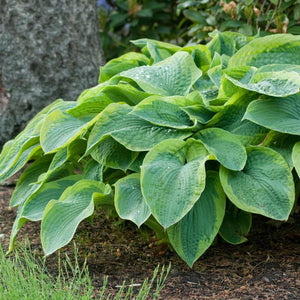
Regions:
[[0, 182, 299, 299]]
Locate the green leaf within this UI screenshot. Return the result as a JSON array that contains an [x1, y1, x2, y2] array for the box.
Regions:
[[9, 155, 53, 207], [114, 173, 151, 227], [91, 136, 138, 171], [40, 110, 99, 153], [194, 128, 247, 171], [229, 34, 300, 68], [147, 41, 173, 63], [82, 159, 103, 182], [220, 146, 295, 220], [22, 176, 81, 221], [0, 140, 41, 183], [181, 105, 216, 124], [244, 94, 300, 135], [181, 45, 211, 72], [225, 66, 300, 97], [167, 171, 226, 267], [87, 103, 192, 152], [120, 52, 202, 96], [131, 96, 196, 129], [207, 92, 268, 146], [219, 204, 252, 244], [99, 84, 151, 106], [141, 139, 209, 228], [292, 142, 300, 177], [41, 180, 112, 255], [131, 38, 181, 53], [37, 139, 86, 184], [76, 83, 151, 108], [264, 132, 299, 169], [0, 99, 59, 182], [99, 52, 149, 82], [8, 171, 78, 252], [207, 31, 236, 57]]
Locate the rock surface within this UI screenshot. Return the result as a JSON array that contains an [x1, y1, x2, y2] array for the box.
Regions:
[[0, 0, 104, 148]]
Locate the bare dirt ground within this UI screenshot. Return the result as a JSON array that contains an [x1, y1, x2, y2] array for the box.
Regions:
[[0, 183, 299, 299]]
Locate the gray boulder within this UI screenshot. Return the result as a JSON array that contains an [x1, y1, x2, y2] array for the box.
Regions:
[[0, 0, 105, 148]]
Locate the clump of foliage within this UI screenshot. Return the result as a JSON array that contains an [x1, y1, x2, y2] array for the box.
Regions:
[[1, 31, 300, 267], [98, 0, 179, 60], [99, 0, 300, 59], [178, 0, 300, 43]]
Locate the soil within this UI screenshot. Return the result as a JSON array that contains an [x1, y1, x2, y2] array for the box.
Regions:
[[0, 181, 299, 299]]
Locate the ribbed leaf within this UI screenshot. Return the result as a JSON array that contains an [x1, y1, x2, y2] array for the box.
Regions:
[[219, 204, 252, 245], [225, 66, 300, 97], [114, 173, 150, 227], [264, 132, 299, 169], [167, 171, 226, 267], [131, 96, 196, 129], [195, 128, 247, 170], [120, 52, 202, 96], [9, 155, 53, 207], [141, 139, 209, 228], [40, 110, 98, 153], [41, 180, 112, 255], [220, 147, 295, 220], [91, 136, 138, 171], [208, 92, 268, 145], [87, 103, 192, 152], [99, 52, 149, 82], [229, 34, 300, 67], [8, 176, 81, 252], [244, 94, 300, 135]]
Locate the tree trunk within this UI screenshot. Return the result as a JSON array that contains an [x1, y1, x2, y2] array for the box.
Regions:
[[0, 0, 105, 148]]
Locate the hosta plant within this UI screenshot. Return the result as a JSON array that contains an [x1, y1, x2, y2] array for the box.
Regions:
[[1, 31, 300, 267]]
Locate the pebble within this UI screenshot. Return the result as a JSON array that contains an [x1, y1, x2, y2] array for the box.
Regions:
[[262, 276, 270, 283], [0, 233, 5, 241]]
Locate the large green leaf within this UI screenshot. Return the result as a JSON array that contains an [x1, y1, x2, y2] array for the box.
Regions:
[[0, 99, 77, 181], [22, 176, 81, 221], [131, 96, 196, 129], [244, 94, 300, 135], [8, 176, 80, 252], [37, 139, 86, 184], [219, 203, 252, 245], [141, 139, 209, 228], [120, 52, 202, 96], [229, 34, 300, 68], [220, 146, 295, 220], [40, 110, 99, 153], [87, 103, 192, 152], [207, 92, 268, 145], [114, 173, 151, 227], [225, 66, 300, 97], [181, 105, 216, 125], [207, 31, 236, 57], [99, 52, 149, 83], [131, 38, 181, 53], [82, 159, 103, 182], [194, 128, 247, 171], [9, 155, 53, 207], [264, 132, 299, 169], [91, 136, 138, 171], [76, 83, 151, 107], [167, 171, 226, 267], [0, 141, 41, 183], [0, 112, 46, 182], [41, 180, 112, 255]]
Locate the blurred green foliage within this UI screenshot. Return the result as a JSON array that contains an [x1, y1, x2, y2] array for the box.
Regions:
[[99, 0, 300, 60]]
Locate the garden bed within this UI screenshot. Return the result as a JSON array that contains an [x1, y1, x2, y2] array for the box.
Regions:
[[0, 183, 299, 299]]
